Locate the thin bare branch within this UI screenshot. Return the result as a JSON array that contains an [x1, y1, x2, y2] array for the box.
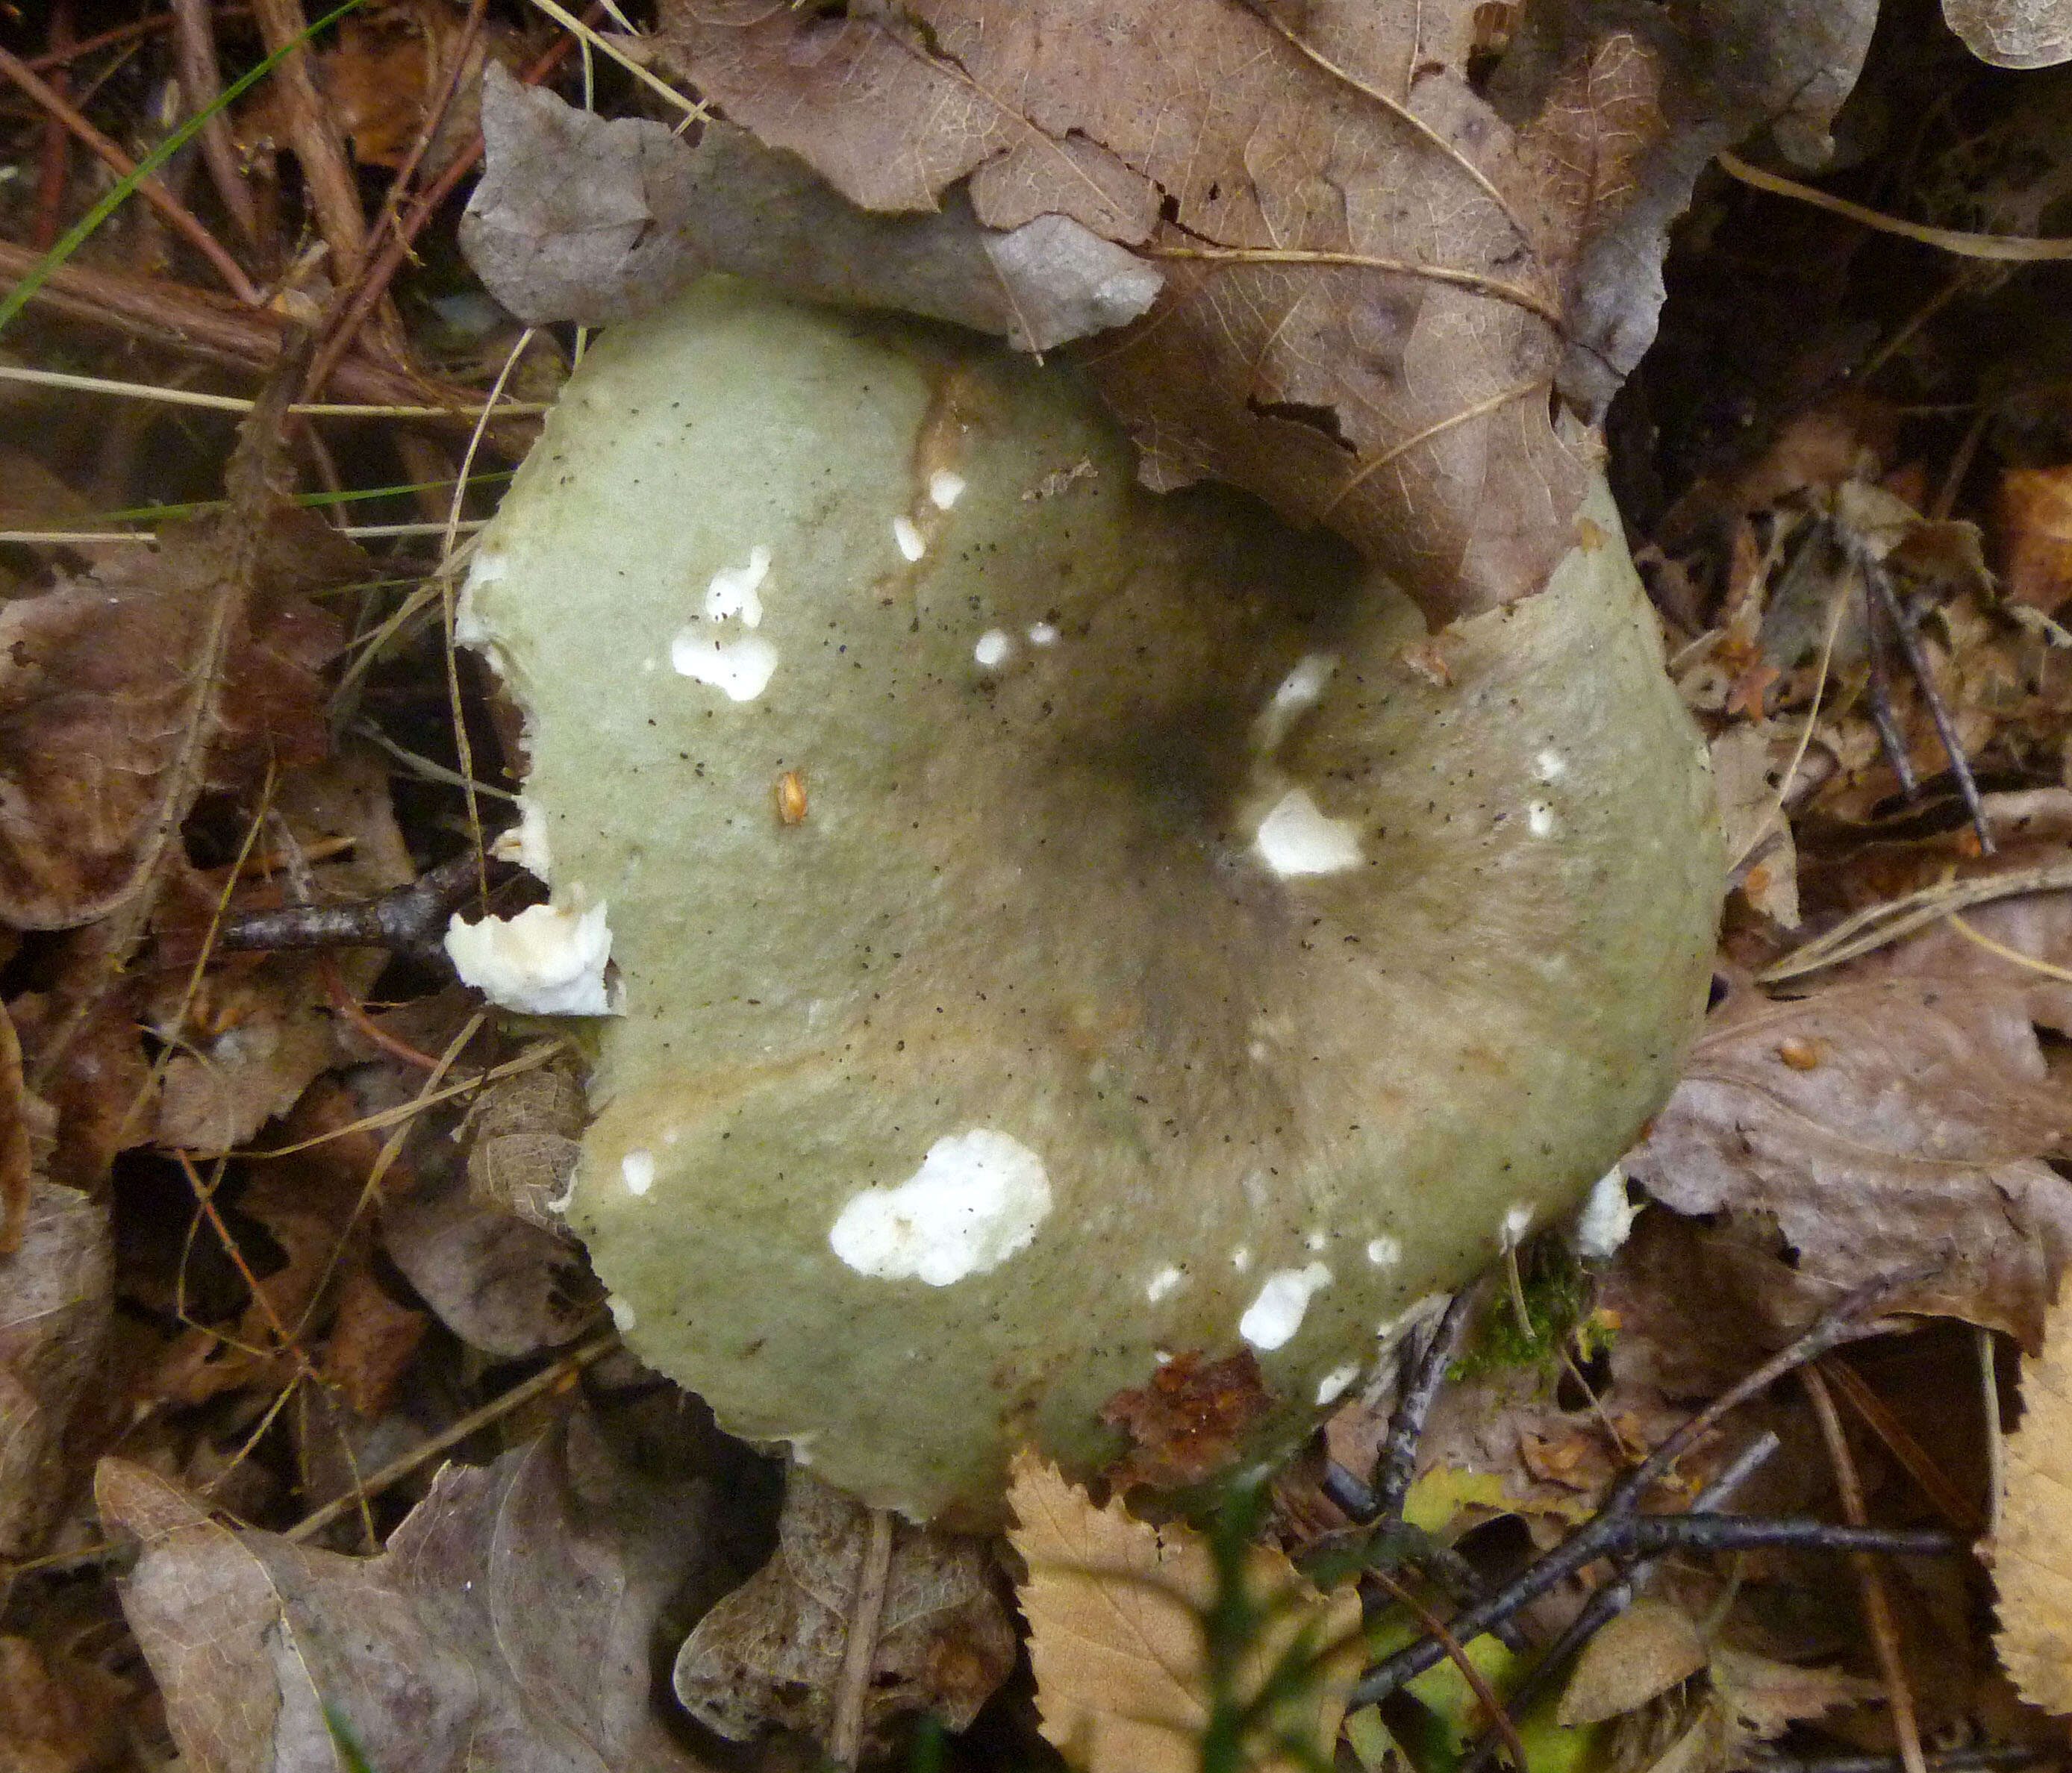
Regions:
[[0, 40, 260, 303]]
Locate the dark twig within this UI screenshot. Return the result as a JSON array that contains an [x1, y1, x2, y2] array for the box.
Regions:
[[301, 13, 587, 411], [1364, 1280, 1485, 1524], [1601, 1266, 1931, 1519], [1863, 594, 1920, 797], [24, 7, 253, 73], [1349, 1266, 1942, 1704], [1804, 1364, 1928, 1773], [1369, 1562, 1531, 1773], [1320, 1278, 1526, 1654], [1855, 544, 1994, 855], [0, 240, 539, 451], [213, 851, 485, 960], [0, 40, 262, 303], [1455, 1430, 1782, 1773], [30, 2, 73, 251], [171, 0, 265, 257], [1349, 1513, 1959, 1706]]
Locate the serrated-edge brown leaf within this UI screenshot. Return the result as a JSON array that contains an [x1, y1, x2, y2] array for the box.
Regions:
[[1994, 1274, 2072, 1714], [1006, 1450, 1360, 1773]]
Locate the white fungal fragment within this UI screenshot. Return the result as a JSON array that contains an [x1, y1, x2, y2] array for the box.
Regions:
[[1254, 653, 1337, 751], [1255, 788, 1363, 878], [490, 796, 553, 881], [893, 514, 926, 561], [703, 545, 770, 625], [829, 1129, 1052, 1286], [453, 548, 505, 647], [1027, 621, 1059, 645], [1527, 801, 1555, 837], [1500, 1202, 1535, 1248], [974, 629, 1013, 669], [621, 1149, 655, 1197], [1573, 1163, 1638, 1260], [671, 629, 779, 701], [547, 1169, 578, 1215], [928, 469, 967, 510], [1239, 1263, 1333, 1351], [1231, 1245, 1252, 1272], [1366, 1235, 1401, 1267], [1534, 748, 1567, 781], [607, 1294, 637, 1331], [443, 901, 617, 1016], [1146, 1264, 1185, 1303], [1305, 1229, 1329, 1252], [1315, 1362, 1361, 1406]]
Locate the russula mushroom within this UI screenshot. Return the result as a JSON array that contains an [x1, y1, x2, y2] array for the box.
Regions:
[[452, 276, 1720, 1522]]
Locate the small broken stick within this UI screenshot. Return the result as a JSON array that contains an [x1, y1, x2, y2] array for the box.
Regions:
[[213, 849, 486, 961]]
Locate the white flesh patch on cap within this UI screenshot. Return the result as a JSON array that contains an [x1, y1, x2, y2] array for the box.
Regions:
[[1527, 801, 1555, 837], [928, 469, 967, 510], [621, 1149, 655, 1196], [703, 545, 770, 626], [607, 1294, 636, 1330], [1255, 788, 1363, 877], [453, 548, 505, 647], [829, 1129, 1052, 1286], [893, 514, 926, 561], [1501, 1202, 1535, 1247], [1146, 1264, 1185, 1303], [490, 796, 553, 881], [1027, 621, 1059, 645], [1366, 1235, 1401, 1267], [974, 628, 1013, 669], [1534, 748, 1567, 781], [1239, 1263, 1332, 1350], [1253, 653, 1337, 752], [673, 545, 779, 701], [1231, 1245, 1252, 1272], [1315, 1362, 1361, 1406], [672, 630, 778, 701], [443, 901, 616, 1016]]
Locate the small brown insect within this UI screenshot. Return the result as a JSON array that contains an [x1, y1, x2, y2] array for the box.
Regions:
[[776, 769, 808, 825]]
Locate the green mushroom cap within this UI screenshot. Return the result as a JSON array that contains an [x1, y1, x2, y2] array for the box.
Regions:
[[455, 277, 1720, 1523]]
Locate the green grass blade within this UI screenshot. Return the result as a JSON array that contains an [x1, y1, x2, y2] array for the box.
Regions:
[[0, 0, 367, 340]]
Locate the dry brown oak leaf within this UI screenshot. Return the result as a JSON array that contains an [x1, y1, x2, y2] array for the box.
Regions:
[[0, 1182, 110, 1560], [1624, 976, 2072, 1351], [98, 1413, 711, 1773], [0, 509, 362, 930], [650, 0, 1876, 625]]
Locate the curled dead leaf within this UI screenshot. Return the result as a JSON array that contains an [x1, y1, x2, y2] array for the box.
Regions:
[[1626, 976, 2072, 1348], [98, 1413, 710, 1773], [673, 1467, 1014, 1752], [0, 1183, 111, 1560], [0, 510, 361, 930]]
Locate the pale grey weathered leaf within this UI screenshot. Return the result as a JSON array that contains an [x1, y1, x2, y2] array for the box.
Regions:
[[1944, 0, 2072, 67], [461, 66, 1160, 351], [672, 1467, 1014, 1752], [100, 1414, 711, 1773]]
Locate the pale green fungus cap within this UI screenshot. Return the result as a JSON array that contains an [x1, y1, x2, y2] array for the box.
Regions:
[[457, 277, 1720, 1523]]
